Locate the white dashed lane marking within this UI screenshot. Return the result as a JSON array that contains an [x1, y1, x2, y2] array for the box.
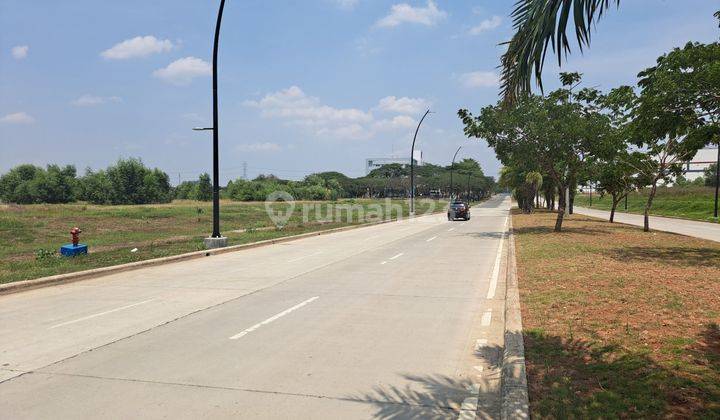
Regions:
[[49, 299, 155, 329], [229, 296, 319, 340]]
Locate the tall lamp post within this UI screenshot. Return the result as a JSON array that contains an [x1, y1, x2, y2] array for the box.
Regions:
[[410, 109, 431, 215], [449, 146, 462, 199], [195, 0, 228, 249], [465, 172, 472, 202], [714, 144, 719, 219]]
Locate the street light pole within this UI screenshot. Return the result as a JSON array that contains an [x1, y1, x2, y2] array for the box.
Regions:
[[211, 0, 225, 240], [714, 144, 719, 219], [195, 0, 229, 249], [410, 109, 431, 215], [449, 146, 462, 199], [465, 172, 471, 202]]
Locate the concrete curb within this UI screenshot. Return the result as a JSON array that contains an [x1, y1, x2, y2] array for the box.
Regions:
[[501, 215, 530, 419], [0, 213, 438, 296]]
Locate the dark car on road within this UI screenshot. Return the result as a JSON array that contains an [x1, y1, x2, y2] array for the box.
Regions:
[[447, 200, 470, 221]]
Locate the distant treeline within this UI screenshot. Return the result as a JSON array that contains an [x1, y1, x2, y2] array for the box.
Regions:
[[0, 158, 496, 205]]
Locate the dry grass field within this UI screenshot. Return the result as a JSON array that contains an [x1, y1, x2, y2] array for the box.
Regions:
[[513, 210, 720, 418]]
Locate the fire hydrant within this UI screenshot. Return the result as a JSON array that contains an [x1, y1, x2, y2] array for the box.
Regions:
[[70, 227, 82, 247], [61, 227, 88, 257]]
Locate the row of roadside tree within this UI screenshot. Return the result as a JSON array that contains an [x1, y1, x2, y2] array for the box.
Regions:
[[459, 36, 719, 232], [0, 157, 496, 205]]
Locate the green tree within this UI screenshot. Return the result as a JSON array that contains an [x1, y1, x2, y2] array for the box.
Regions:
[[196, 173, 213, 201], [460, 74, 610, 231], [80, 158, 171, 205], [79, 169, 112, 204], [705, 163, 718, 187], [591, 151, 646, 222], [632, 42, 719, 230], [500, 0, 620, 102], [174, 181, 198, 200], [0, 164, 77, 204], [0, 164, 43, 203], [525, 171, 543, 211], [499, 4, 720, 104]]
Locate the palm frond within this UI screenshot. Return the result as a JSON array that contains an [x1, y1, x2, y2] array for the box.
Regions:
[[500, 0, 619, 104]]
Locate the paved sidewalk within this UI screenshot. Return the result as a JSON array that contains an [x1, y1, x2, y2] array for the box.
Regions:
[[574, 206, 720, 243]]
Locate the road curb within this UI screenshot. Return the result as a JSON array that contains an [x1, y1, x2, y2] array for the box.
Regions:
[[501, 215, 530, 419], [0, 213, 438, 296]]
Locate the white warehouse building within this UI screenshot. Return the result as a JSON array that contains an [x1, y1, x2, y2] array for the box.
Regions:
[[683, 146, 719, 181]]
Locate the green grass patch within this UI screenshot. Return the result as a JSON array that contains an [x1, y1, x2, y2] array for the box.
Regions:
[[0, 198, 448, 284], [575, 186, 719, 223]]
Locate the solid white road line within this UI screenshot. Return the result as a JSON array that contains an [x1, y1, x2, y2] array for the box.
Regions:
[[486, 215, 509, 300], [49, 299, 155, 329], [389, 253, 404, 260], [229, 296, 319, 340], [426, 235, 438, 242], [448, 227, 455, 232]]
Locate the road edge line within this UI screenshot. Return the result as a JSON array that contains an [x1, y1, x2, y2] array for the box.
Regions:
[[501, 213, 530, 419]]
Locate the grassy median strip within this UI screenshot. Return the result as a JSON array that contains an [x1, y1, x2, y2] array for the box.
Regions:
[[513, 209, 720, 418], [0, 199, 445, 284], [574, 186, 719, 223]]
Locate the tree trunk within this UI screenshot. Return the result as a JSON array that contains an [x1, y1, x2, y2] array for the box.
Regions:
[[610, 193, 618, 223], [568, 187, 575, 215], [644, 181, 659, 232], [554, 185, 566, 232]]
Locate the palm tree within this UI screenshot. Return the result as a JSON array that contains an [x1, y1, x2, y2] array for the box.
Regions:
[[500, 0, 620, 103]]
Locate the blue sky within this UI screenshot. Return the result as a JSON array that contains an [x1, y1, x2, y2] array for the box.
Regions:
[[1, 0, 718, 183]]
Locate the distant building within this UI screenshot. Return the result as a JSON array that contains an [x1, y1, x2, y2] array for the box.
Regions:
[[365, 150, 423, 175], [683, 147, 719, 181]]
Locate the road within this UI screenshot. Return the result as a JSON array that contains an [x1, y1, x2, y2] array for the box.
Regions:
[[574, 206, 720, 243], [0, 195, 511, 419]]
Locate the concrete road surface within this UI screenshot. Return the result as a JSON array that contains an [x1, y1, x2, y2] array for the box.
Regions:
[[0, 195, 512, 419], [574, 206, 720, 243]]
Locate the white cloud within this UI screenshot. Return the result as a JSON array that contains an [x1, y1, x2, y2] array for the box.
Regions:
[[244, 86, 419, 140], [373, 115, 417, 131], [153, 57, 211, 86], [376, 96, 429, 114], [332, 0, 359, 10], [71, 94, 122, 107], [101, 36, 174, 60], [459, 71, 500, 88], [376, 0, 447, 28], [0, 112, 35, 125], [11, 45, 28, 60], [236, 142, 282, 152], [244, 86, 372, 127], [468, 16, 502, 35]]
